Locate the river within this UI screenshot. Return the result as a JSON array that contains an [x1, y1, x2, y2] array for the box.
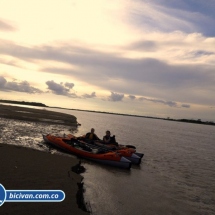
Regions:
[[1, 106, 215, 215], [50, 108, 215, 215]]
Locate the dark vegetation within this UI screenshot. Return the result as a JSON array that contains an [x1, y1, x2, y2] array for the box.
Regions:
[[155, 116, 213, 126]]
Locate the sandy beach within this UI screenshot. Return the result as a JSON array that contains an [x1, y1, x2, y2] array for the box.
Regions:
[[0, 104, 89, 214], [0, 144, 89, 215]]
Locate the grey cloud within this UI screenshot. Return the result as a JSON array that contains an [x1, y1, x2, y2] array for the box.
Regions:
[[128, 95, 136, 100], [191, 50, 215, 57], [149, 98, 178, 107], [108, 92, 124, 102], [65, 82, 74, 89], [0, 19, 16, 31], [164, 101, 178, 107], [46, 80, 77, 97], [139, 97, 191, 108], [181, 104, 190, 108], [0, 76, 43, 93], [1, 39, 213, 89], [82, 92, 96, 98], [139, 96, 178, 107], [1, 40, 214, 106], [0, 76, 7, 86], [40, 52, 214, 101]]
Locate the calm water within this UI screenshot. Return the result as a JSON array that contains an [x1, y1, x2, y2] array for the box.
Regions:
[[50, 108, 215, 215], [1, 106, 215, 215]]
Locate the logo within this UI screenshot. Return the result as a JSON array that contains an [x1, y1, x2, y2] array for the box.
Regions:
[[0, 183, 65, 207], [0, 184, 6, 206]]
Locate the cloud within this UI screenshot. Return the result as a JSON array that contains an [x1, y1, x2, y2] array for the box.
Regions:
[[0, 76, 7, 86], [0, 19, 16, 31], [108, 92, 124, 102], [128, 95, 136, 100], [138, 96, 191, 108], [0, 76, 43, 93], [128, 1, 196, 34], [82, 92, 96, 98], [191, 50, 215, 57], [0, 57, 22, 68], [129, 0, 215, 36], [144, 97, 178, 107], [64, 82, 74, 89], [181, 104, 190, 108], [45, 80, 77, 97], [138, 96, 178, 107], [0, 38, 214, 106]]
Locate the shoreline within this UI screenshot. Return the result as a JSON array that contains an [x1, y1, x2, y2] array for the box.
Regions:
[[0, 104, 90, 214], [0, 104, 78, 126], [0, 144, 89, 214]]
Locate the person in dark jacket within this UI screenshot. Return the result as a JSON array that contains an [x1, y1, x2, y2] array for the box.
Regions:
[[103, 130, 118, 146], [85, 128, 100, 141]]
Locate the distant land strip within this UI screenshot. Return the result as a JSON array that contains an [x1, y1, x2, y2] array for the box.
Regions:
[[0, 99, 214, 126], [0, 99, 47, 107]]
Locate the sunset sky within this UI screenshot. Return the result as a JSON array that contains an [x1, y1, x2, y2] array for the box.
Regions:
[[0, 0, 215, 121]]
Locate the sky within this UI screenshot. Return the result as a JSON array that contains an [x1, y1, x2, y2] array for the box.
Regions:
[[0, 0, 215, 121]]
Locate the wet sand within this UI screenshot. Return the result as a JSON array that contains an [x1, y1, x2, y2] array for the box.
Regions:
[[0, 104, 78, 126], [0, 144, 88, 215], [0, 104, 89, 214]]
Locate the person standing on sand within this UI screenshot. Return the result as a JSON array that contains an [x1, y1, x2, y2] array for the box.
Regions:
[[85, 128, 100, 141]]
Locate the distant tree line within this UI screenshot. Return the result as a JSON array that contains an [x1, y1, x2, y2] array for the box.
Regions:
[[0, 99, 47, 107], [178, 118, 215, 126]]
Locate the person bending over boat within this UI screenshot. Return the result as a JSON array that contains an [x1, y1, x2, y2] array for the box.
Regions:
[[103, 130, 118, 146], [85, 128, 101, 142]]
